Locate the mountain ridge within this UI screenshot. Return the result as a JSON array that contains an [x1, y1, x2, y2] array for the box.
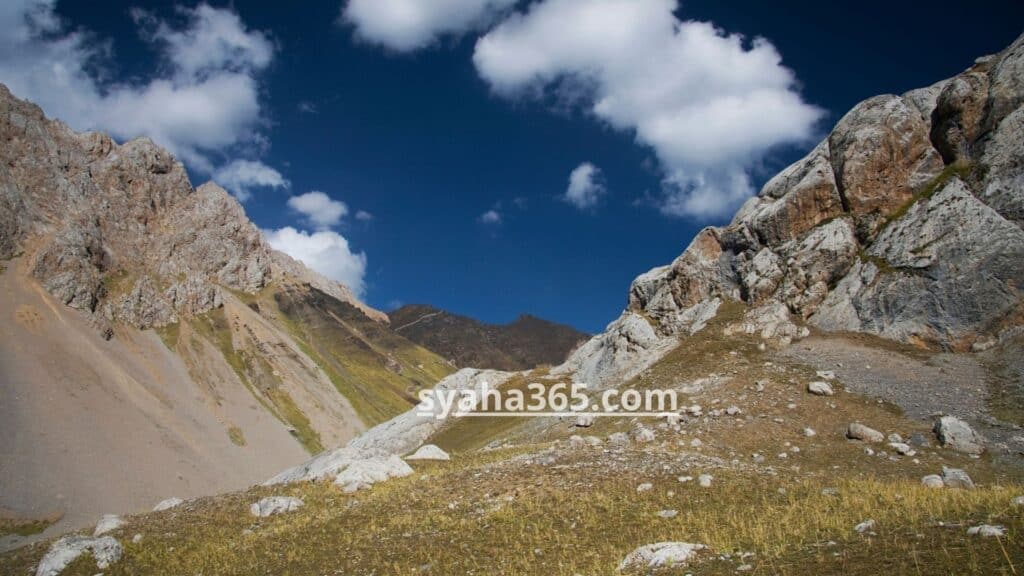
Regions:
[[388, 304, 589, 371]]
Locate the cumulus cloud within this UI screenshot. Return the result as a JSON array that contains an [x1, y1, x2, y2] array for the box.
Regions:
[[342, 0, 518, 52], [478, 209, 502, 224], [286, 191, 349, 230], [213, 159, 289, 201], [263, 227, 368, 297], [564, 162, 606, 210], [0, 1, 275, 173], [473, 0, 823, 218]]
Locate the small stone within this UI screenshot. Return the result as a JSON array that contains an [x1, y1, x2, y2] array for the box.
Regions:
[[656, 509, 678, 519], [406, 444, 451, 461], [152, 497, 184, 512], [889, 442, 915, 456], [1012, 496, 1024, 507], [677, 476, 694, 483], [847, 423, 884, 443], [887, 433, 903, 443], [854, 519, 876, 534], [967, 524, 1005, 537], [131, 534, 143, 544], [608, 432, 631, 446], [940, 466, 975, 489], [634, 427, 656, 443], [250, 496, 304, 517], [726, 406, 742, 416], [808, 381, 834, 396], [803, 427, 817, 437], [690, 438, 703, 448], [618, 542, 706, 571], [816, 370, 836, 380], [698, 474, 713, 488], [575, 414, 595, 428], [636, 483, 654, 493], [921, 475, 944, 488]]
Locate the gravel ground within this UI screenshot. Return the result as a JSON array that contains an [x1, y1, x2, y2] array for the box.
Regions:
[[778, 334, 1024, 467]]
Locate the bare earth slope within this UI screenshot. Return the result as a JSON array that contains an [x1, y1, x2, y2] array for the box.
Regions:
[[0, 85, 454, 550]]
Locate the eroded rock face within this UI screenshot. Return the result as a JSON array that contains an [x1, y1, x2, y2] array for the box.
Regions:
[[619, 33, 1024, 351], [0, 83, 380, 332]]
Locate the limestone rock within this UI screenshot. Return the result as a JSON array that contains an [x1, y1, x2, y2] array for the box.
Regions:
[[846, 423, 884, 443], [35, 535, 122, 576], [334, 455, 414, 493], [941, 466, 975, 490], [618, 542, 706, 571], [808, 381, 834, 396], [93, 514, 124, 536], [934, 416, 985, 455], [921, 475, 945, 488], [250, 496, 304, 517], [967, 524, 1006, 537], [152, 497, 184, 512], [405, 444, 450, 461]]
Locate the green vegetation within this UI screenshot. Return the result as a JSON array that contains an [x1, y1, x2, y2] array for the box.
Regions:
[[0, 514, 58, 538], [226, 426, 247, 447], [1, 448, 1018, 575], [877, 161, 975, 235], [100, 269, 134, 298], [269, 286, 454, 426], [191, 308, 323, 455], [155, 322, 180, 350]]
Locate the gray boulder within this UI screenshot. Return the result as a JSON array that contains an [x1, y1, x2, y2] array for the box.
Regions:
[[847, 423, 884, 443], [36, 535, 122, 576], [250, 496, 304, 517], [941, 466, 975, 489], [618, 542, 706, 571], [934, 416, 985, 454]]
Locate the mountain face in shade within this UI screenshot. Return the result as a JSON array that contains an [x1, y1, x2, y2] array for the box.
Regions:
[[389, 304, 589, 371]]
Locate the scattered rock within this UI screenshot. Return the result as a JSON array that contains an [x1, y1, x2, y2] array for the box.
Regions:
[[933, 416, 985, 454], [618, 542, 707, 571], [335, 455, 415, 493], [808, 381, 834, 396], [250, 496, 304, 517], [816, 370, 836, 380], [575, 414, 595, 428], [656, 509, 678, 519], [35, 535, 122, 576], [940, 466, 975, 489], [908, 433, 930, 447], [726, 406, 742, 416], [887, 433, 903, 443], [633, 427, 656, 443], [921, 475, 945, 489], [1012, 496, 1024, 507], [967, 525, 1006, 537], [405, 444, 451, 461], [854, 519, 876, 534], [636, 483, 654, 493], [698, 474, 714, 488], [889, 442, 915, 456], [847, 423, 884, 443], [608, 432, 631, 446], [803, 427, 817, 437], [131, 533, 143, 544], [93, 515, 123, 536], [152, 497, 184, 512]]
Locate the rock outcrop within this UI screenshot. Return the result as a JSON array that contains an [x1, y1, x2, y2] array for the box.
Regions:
[[0, 83, 383, 331], [623, 34, 1024, 351]]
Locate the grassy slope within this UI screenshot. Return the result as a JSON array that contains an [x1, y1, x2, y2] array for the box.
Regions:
[[269, 285, 453, 427]]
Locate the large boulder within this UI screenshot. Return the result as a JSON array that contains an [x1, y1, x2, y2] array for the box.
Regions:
[[934, 416, 985, 455], [36, 535, 122, 576]]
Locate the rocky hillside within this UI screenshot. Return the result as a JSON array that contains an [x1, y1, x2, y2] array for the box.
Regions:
[[388, 304, 588, 371], [0, 84, 453, 548]]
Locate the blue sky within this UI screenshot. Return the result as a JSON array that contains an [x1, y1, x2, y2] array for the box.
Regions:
[[2, 1, 1022, 333]]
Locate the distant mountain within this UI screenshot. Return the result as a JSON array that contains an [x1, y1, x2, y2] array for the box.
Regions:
[[388, 305, 589, 371]]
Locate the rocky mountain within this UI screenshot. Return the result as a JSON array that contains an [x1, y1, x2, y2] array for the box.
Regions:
[[3, 33, 1024, 576], [388, 304, 589, 371], [0, 83, 452, 546]]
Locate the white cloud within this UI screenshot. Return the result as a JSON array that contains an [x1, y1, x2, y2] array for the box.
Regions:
[[473, 0, 823, 218], [564, 162, 606, 210], [355, 210, 374, 221], [478, 209, 502, 224], [342, 0, 518, 52], [0, 1, 275, 173], [213, 159, 289, 202], [287, 191, 349, 229], [263, 227, 368, 297]]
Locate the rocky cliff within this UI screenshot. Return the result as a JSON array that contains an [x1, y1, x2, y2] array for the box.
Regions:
[[625, 34, 1024, 353]]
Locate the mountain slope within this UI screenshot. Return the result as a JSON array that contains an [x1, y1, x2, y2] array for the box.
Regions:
[[0, 84, 453, 547], [389, 304, 588, 371]]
